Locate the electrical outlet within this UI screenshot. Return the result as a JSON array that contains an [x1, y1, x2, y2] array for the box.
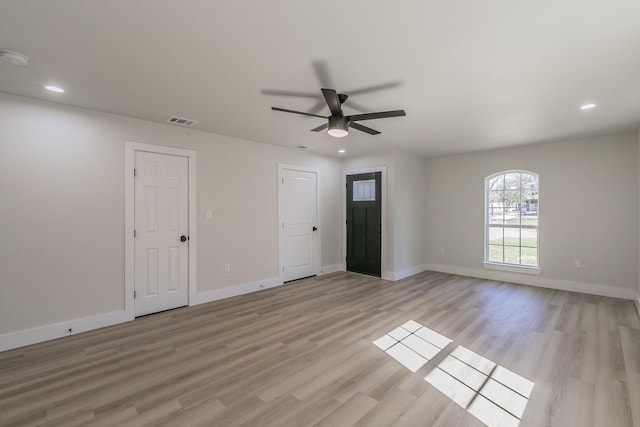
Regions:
[[224, 263, 231, 273]]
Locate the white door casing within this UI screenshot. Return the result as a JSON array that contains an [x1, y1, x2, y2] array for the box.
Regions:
[[124, 141, 197, 319], [279, 164, 320, 282]]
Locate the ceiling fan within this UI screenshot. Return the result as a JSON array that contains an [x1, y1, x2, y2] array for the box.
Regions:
[[263, 60, 402, 114], [271, 88, 406, 137]]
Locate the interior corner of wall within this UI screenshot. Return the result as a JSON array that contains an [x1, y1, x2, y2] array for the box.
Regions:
[[319, 264, 344, 275], [392, 264, 430, 281]]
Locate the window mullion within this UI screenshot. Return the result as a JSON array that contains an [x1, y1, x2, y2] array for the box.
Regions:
[[485, 171, 539, 268]]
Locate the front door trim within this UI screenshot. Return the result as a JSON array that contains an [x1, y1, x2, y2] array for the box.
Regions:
[[343, 166, 388, 280], [124, 141, 197, 318]]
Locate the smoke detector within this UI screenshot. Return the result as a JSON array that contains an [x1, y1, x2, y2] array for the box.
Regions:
[[0, 50, 30, 66]]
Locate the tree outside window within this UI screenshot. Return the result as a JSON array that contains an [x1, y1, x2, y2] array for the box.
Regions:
[[485, 171, 539, 268]]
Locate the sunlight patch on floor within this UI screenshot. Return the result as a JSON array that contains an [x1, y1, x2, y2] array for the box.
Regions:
[[373, 320, 451, 372], [425, 345, 534, 427], [373, 321, 534, 427]]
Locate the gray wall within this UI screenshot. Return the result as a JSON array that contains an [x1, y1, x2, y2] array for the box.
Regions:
[[426, 132, 638, 294], [0, 93, 343, 334], [391, 151, 430, 274], [343, 149, 429, 278], [1, 90, 637, 341]]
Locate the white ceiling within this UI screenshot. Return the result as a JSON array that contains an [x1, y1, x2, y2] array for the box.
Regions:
[[1, 1, 639, 158]]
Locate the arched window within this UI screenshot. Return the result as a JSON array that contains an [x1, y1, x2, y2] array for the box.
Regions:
[[485, 171, 539, 269]]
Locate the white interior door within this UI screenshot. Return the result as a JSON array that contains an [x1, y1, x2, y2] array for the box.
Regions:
[[279, 167, 319, 282], [134, 151, 189, 316]]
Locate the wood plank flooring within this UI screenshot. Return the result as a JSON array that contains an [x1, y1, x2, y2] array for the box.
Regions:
[[1, 271, 639, 426]]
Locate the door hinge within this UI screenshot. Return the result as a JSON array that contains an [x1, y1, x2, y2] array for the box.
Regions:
[[134, 290, 137, 299], [282, 178, 284, 184], [133, 168, 137, 177], [133, 230, 136, 238]]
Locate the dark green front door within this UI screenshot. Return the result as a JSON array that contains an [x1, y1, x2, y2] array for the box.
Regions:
[[346, 172, 381, 277]]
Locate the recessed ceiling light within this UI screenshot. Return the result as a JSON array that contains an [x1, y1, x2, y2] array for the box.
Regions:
[[580, 103, 597, 110], [0, 50, 29, 66], [45, 85, 65, 93], [338, 149, 346, 154]]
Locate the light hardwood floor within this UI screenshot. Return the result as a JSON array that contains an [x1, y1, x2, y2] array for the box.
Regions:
[[1, 271, 639, 426]]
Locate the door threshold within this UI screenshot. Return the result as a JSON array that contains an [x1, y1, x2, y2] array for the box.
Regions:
[[135, 305, 188, 319], [346, 270, 381, 278], [284, 275, 316, 284]]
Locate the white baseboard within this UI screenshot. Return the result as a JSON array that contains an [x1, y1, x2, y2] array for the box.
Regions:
[[393, 264, 430, 281], [319, 264, 344, 275], [1, 276, 285, 353], [426, 264, 636, 300], [0, 310, 132, 353], [7, 270, 630, 353], [329, 263, 429, 282], [192, 276, 283, 306]]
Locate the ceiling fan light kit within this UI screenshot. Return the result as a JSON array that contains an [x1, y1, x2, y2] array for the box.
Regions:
[[271, 88, 405, 138], [328, 116, 349, 137]]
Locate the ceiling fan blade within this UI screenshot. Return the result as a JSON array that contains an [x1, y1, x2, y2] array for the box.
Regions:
[[310, 122, 328, 132], [264, 89, 326, 114], [343, 100, 370, 113], [271, 107, 327, 119], [321, 88, 343, 116], [312, 60, 333, 87], [348, 110, 406, 122], [308, 99, 327, 115], [350, 122, 380, 135], [347, 81, 402, 96], [262, 89, 321, 99]]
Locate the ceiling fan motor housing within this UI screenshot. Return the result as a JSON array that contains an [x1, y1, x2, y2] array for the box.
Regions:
[[329, 115, 349, 132]]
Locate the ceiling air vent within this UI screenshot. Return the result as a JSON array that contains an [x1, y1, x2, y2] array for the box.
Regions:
[[167, 116, 198, 127]]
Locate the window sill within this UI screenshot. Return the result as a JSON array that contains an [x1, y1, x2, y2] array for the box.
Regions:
[[483, 262, 541, 275]]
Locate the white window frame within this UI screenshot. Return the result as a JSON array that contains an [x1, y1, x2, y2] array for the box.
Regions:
[[483, 170, 540, 275]]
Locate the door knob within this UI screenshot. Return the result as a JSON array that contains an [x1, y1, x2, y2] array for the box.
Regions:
[[312, 226, 318, 231], [180, 235, 188, 242]]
